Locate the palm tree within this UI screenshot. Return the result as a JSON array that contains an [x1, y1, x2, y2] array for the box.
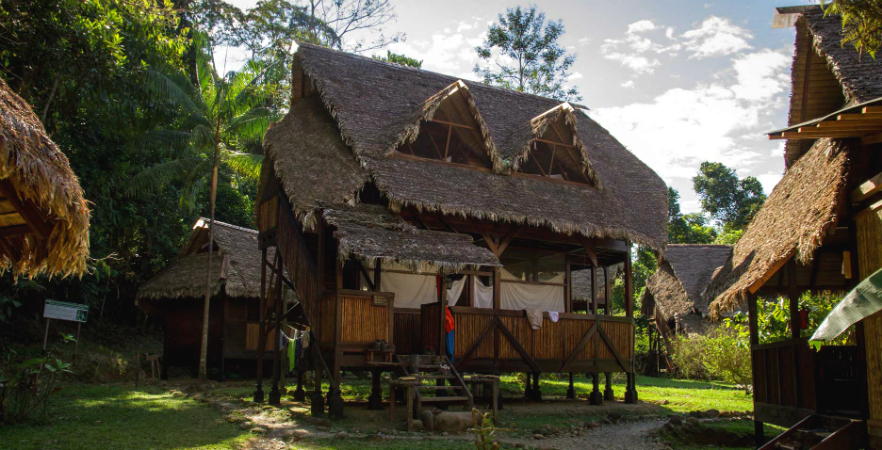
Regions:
[[129, 48, 285, 380]]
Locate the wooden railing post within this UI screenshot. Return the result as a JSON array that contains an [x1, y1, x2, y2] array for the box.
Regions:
[[748, 292, 765, 447], [624, 241, 638, 403], [253, 248, 268, 403]]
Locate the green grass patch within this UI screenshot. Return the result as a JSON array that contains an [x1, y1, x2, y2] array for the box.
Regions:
[[657, 420, 784, 450], [0, 384, 250, 450]]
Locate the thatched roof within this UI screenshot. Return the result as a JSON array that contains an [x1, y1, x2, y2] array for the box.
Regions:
[[643, 245, 731, 331], [0, 77, 90, 278], [571, 264, 620, 304], [803, 10, 882, 103], [706, 138, 850, 318], [138, 219, 264, 300], [273, 43, 666, 251], [324, 204, 500, 271]]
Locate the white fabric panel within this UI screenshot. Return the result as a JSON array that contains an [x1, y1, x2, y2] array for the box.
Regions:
[[474, 277, 493, 308], [499, 269, 564, 312], [379, 271, 437, 309], [447, 277, 466, 306]]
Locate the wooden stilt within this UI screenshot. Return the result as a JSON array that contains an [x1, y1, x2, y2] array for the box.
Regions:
[[604, 372, 614, 401], [254, 249, 268, 403], [368, 368, 383, 410], [532, 372, 541, 401], [524, 372, 532, 399], [293, 367, 305, 401], [269, 256, 284, 405], [311, 342, 324, 416], [566, 372, 575, 399], [590, 372, 603, 405]]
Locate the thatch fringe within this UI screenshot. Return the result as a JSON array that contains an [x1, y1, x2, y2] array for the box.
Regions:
[[707, 138, 850, 319], [0, 78, 90, 279]]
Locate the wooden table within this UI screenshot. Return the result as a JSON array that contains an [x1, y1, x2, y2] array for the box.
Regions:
[[465, 375, 499, 423], [388, 378, 419, 431]]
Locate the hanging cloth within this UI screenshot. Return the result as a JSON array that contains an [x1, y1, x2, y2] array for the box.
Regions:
[[474, 277, 494, 308], [447, 277, 467, 306], [525, 308, 544, 330], [288, 335, 297, 372], [500, 269, 565, 312], [548, 311, 560, 323]]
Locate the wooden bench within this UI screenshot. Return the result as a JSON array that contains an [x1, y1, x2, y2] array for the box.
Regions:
[[388, 378, 419, 431]]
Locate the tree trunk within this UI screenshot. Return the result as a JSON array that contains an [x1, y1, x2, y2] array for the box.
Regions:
[[198, 148, 220, 380]]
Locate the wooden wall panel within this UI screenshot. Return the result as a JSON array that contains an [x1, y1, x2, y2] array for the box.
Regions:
[[422, 304, 440, 354], [340, 295, 389, 344], [857, 206, 882, 421], [320, 293, 336, 344], [534, 319, 563, 359], [498, 315, 531, 359], [246, 323, 276, 351], [258, 196, 278, 233], [454, 312, 494, 358], [394, 309, 422, 355], [564, 318, 595, 360]]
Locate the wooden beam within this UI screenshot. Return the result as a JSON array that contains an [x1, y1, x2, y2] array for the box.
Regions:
[[534, 137, 576, 149], [578, 237, 599, 267], [863, 106, 882, 114], [747, 251, 795, 294], [838, 112, 882, 121], [0, 224, 31, 237], [496, 319, 541, 373], [0, 180, 52, 239], [561, 321, 598, 371], [431, 118, 474, 130], [816, 120, 882, 129], [495, 226, 520, 257], [852, 171, 882, 203], [781, 131, 864, 139], [454, 318, 497, 371], [862, 132, 882, 146], [598, 326, 629, 372]]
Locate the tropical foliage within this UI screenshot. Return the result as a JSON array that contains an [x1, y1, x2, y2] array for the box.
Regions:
[[822, 0, 882, 59]]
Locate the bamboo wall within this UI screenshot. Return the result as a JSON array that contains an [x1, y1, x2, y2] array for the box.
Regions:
[[857, 205, 882, 424], [340, 294, 389, 344], [245, 323, 277, 351], [393, 309, 422, 355], [752, 340, 817, 411]]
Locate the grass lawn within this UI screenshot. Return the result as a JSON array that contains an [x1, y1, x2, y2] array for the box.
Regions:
[[657, 419, 786, 450], [0, 384, 250, 450]]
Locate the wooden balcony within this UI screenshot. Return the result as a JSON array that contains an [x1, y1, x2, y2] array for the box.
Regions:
[[420, 304, 633, 374]]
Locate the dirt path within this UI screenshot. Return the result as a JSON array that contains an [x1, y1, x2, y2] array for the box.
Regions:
[[497, 419, 668, 450]]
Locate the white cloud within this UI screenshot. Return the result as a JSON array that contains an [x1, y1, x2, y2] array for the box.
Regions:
[[577, 36, 592, 47], [681, 16, 753, 58], [589, 48, 791, 188], [621, 80, 635, 88], [567, 71, 584, 81], [603, 52, 661, 74], [756, 171, 784, 195], [628, 20, 657, 34], [457, 22, 473, 32]]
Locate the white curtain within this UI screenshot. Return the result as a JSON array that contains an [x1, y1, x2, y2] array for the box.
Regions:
[[474, 277, 493, 308], [447, 277, 466, 306], [362, 262, 466, 309], [500, 269, 564, 312]]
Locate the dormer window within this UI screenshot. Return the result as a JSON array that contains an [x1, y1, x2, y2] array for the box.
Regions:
[[517, 105, 593, 185], [395, 82, 494, 169]]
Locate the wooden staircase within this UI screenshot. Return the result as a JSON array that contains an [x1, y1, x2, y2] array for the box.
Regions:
[[760, 415, 864, 450], [395, 355, 473, 414]]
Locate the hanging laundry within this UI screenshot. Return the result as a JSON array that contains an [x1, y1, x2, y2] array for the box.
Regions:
[[548, 311, 560, 323], [525, 308, 543, 330]]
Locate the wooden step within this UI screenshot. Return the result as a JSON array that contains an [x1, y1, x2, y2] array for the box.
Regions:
[[420, 396, 470, 403], [415, 375, 456, 380], [417, 385, 463, 390], [365, 361, 403, 367]]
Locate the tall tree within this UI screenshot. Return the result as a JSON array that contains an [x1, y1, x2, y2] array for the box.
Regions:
[[667, 187, 716, 244], [474, 5, 580, 101], [131, 46, 282, 378], [693, 162, 766, 231], [300, 0, 402, 52], [822, 0, 882, 59]]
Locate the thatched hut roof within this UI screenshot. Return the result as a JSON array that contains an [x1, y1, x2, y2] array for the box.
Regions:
[[706, 138, 850, 318], [0, 78, 90, 278], [643, 245, 731, 332], [571, 264, 620, 305], [267, 43, 667, 251], [802, 10, 882, 104], [324, 204, 500, 271], [138, 219, 265, 300]]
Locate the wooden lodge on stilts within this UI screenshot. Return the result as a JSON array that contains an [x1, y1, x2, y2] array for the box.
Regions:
[[253, 43, 668, 418], [702, 6, 882, 448], [641, 244, 732, 374]]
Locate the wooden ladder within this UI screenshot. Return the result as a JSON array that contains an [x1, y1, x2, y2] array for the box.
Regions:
[[396, 355, 473, 414]]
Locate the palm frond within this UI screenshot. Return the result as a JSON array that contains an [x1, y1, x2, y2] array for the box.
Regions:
[[222, 150, 263, 181], [227, 107, 279, 142], [125, 157, 203, 199], [143, 68, 199, 112], [133, 129, 195, 155]]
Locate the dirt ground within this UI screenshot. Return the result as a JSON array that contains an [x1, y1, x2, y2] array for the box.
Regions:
[[172, 381, 671, 450]]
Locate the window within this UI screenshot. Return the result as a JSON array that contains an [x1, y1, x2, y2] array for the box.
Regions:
[[395, 88, 493, 169], [518, 112, 593, 185]]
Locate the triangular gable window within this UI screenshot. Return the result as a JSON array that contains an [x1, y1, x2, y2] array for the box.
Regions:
[[395, 82, 494, 169], [517, 104, 596, 186]]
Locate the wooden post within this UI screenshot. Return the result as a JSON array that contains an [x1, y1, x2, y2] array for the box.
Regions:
[[254, 249, 268, 403], [374, 262, 381, 292], [787, 259, 800, 340], [293, 366, 305, 401], [565, 255, 572, 313], [136, 353, 141, 388], [532, 372, 541, 401], [603, 266, 611, 315], [43, 318, 51, 351], [524, 372, 532, 399], [438, 269, 448, 359], [566, 372, 575, 399], [591, 265, 598, 314], [604, 372, 614, 401], [73, 322, 81, 361], [624, 242, 638, 403], [161, 317, 169, 380], [492, 267, 501, 310], [748, 292, 764, 447], [590, 372, 602, 405], [269, 256, 284, 405], [220, 295, 227, 382], [311, 333, 324, 416], [368, 368, 382, 410]]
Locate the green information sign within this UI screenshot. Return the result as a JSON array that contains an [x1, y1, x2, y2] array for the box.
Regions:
[[44, 300, 89, 323]]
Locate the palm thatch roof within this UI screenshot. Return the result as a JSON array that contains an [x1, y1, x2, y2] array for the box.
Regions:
[[571, 264, 620, 305], [706, 138, 851, 318], [803, 10, 882, 103], [138, 219, 265, 300], [265, 43, 667, 251], [643, 245, 732, 332], [323, 204, 500, 271], [0, 77, 90, 278]]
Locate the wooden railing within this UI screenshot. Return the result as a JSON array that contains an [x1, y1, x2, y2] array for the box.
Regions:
[[752, 338, 818, 426], [421, 304, 633, 373], [393, 308, 422, 355]]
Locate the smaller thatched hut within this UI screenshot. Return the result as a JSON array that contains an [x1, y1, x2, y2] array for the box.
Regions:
[[571, 264, 621, 313], [0, 78, 89, 278], [138, 218, 281, 379], [644, 244, 732, 335]]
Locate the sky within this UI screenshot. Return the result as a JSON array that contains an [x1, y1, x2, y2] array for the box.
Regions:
[[221, 0, 818, 213]]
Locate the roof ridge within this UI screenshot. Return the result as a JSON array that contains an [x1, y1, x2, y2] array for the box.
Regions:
[[296, 43, 586, 108], [197, 217, 258, 235]]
